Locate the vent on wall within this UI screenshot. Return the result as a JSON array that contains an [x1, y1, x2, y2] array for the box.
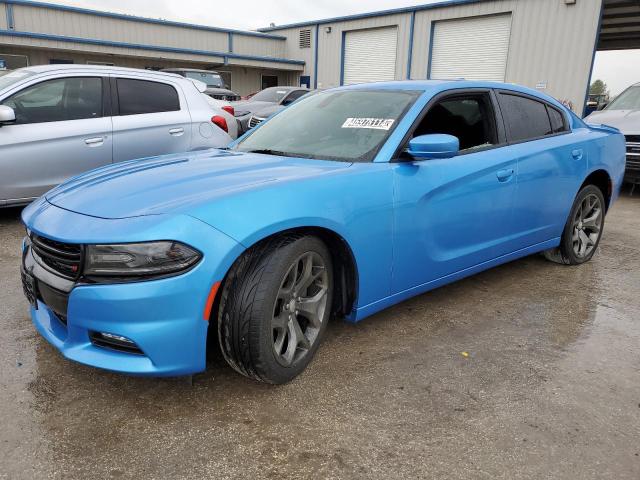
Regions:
[[299, 29, 311, 49]]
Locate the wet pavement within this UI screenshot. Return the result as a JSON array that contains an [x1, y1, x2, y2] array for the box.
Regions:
[[1, 192, 639, 480]]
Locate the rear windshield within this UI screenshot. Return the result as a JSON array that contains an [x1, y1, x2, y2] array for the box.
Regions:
[[251, 88, 291, 103], [606, 86, 640, 111], [233, 89, 420, 162], [184, 71, 224, 88]]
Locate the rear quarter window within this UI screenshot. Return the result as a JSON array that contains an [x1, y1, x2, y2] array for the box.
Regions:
[[498, 92, 553, 142], [116, 78, 180, 115]]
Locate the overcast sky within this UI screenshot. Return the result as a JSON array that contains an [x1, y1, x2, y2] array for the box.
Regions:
[[42, 0, 640, 96]]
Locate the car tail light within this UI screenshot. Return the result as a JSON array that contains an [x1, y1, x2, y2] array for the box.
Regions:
[[211, 115, 228, 133], [222, 105, 235, 116]]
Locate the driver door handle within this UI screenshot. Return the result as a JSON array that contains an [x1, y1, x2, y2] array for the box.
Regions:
[[496, 168, 515, 182], [84, 137, 104, 146], [572, 149, 584, 161], [169, 127, 184, 136]]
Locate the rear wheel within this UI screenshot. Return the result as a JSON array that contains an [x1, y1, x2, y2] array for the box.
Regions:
[[544, 184, 605, 265], [217, 235, 333, 384]]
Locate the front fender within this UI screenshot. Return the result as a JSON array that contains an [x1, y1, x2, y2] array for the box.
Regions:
[[190, 163, 395, 310]]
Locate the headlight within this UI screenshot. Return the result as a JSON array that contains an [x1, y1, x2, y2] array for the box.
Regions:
[[84, 241, 201, 278]]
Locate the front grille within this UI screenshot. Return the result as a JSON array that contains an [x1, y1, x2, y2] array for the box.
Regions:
[[625, 136, 640, 173], [249, 116, 264, 129], [31, 234, 82, 280], [211, 94, 241, 102]]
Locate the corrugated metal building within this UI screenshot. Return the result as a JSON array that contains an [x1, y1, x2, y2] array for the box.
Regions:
[[0, 0, 637, 109], [0, 0, 305, 95]]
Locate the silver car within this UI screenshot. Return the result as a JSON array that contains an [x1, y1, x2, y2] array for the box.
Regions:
[[585, 82, 640, 192], [234, 86, 309, 134], [0, 65, 232, 207]]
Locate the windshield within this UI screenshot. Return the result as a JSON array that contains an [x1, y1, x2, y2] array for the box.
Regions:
[[0, 69, 36, 92], [184, 71, 224, 88], [251, 87, 291, 103], [606, 86, 640, 110], [233, 89, 420, 162]]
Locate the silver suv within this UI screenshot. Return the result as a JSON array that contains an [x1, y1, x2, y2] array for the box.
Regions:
[[0, 65, 232, 207]]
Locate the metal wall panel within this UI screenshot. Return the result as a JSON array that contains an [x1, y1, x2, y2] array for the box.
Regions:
[[268, 26, 316, 79], [232, 35, 285, 58], [0, 3, 7, 29], [12, 4, 230, 53]]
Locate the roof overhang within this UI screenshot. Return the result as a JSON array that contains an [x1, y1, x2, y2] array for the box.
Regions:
[[598, 0, 640, 51]]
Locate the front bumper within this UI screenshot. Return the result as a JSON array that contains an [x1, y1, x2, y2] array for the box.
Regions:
[[21, 200, 243, 376]]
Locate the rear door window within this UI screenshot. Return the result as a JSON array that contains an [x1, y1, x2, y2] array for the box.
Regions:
[[116, 78, 180, 115], [498, 92, 553, 142], [2, 77, 103, 124]]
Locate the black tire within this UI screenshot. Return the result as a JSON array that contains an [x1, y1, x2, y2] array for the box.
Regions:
[[543, 184, 606, 265], [217, 235, 333, 384]]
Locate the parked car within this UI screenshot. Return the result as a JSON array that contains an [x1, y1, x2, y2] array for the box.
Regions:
[[161, 68, 240, 102], [0, 65, 232, 207], [234, 86, 309, 133], [584, 93, 610, 116], [203, 94, 240, 139], [585, 82, 640, 193], [247, 90, 319, 131], [21, 80, 625, 383]]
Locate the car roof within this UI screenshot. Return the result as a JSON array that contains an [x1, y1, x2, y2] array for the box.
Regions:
[[15, 64, 184, 79], [337, 79, 567, 109], [161, 68, 221, 74]]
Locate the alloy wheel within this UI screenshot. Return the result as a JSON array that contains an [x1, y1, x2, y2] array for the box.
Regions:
[[272, 252, 329, 367], [571, 193, 603, 259]]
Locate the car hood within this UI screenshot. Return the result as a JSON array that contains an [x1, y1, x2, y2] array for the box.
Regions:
[[45, 150, 351, 219], [205, 87, 238, 96], [584, 109, 640, 135]]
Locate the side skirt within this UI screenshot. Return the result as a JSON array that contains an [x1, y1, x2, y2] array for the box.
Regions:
[[348, 238, 560, 323]]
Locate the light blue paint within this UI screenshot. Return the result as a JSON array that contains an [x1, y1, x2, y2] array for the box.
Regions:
[[21, 80, 626, 376]]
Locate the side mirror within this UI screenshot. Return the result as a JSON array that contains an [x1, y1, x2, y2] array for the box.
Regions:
[[407, 134, 459, 160], [0, 105, 16, 125]]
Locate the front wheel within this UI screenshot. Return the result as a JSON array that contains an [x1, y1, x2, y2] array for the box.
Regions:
[[217, 235, 333, 384], [544, 184, 605, 265]]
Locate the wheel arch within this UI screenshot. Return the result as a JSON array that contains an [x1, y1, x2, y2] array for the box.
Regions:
[[581, 168, 613, 211], [209, 225, 359, 323]]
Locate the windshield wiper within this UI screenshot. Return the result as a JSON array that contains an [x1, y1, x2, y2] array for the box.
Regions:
[[244, 149, 290, 156]]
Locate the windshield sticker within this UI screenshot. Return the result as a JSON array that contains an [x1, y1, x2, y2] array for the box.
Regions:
[[341, 117, 395, 130]]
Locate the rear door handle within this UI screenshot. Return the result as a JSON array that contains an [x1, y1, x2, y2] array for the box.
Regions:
[[169, 127, 184, 136], [496, 168, 515, 182], [572, 149, 583, 160], [84, 137, 104, 146]]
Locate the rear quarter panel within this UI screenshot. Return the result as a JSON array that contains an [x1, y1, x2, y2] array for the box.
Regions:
[[584, 124, 626, 206]]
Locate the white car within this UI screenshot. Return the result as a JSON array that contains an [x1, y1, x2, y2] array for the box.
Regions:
[[203, 95, 240, 139], [0, 65, 232, 207]]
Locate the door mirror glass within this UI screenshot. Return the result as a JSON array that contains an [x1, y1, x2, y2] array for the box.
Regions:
[[0, 105, 16, 124], [407, 134, 459, 160]]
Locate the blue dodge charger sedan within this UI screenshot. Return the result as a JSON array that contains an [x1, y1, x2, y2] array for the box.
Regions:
[[21, 80, 625, 383]]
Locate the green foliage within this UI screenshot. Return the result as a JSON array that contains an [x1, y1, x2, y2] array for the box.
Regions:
[[589, 79, 609, 96]]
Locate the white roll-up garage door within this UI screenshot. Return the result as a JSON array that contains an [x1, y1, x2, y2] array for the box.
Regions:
[[343, 26, 398, 85], [430, 14, 512, 82]]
